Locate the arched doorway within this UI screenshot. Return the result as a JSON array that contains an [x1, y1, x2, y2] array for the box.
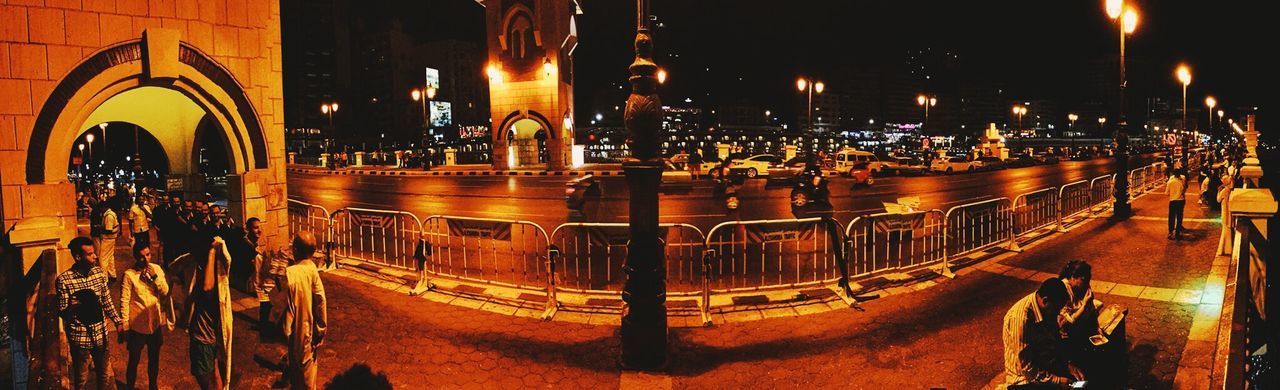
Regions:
[[508, 118, 547, 168]]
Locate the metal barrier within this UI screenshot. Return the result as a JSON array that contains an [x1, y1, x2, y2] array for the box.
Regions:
[[421, 215, 551, 291], [548, 223, 706, 294], [703, 218, 846, 292], [1090, 174, 1115, 213], [945, 198, 1014, 257], [329, 207, 424, 271], [1058, 179, 1092, 226], [845, 210, 948, 278], [1013, 187, 1061, 236], [287, 199, 331, 242]]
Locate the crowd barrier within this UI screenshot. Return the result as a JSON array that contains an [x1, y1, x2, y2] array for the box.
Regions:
[[288, 170, 1149, 322], [845, 210, 947, 278], [703, 217, 847, 292]]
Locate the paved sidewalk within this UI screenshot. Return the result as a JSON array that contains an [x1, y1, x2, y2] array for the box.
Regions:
[[28, 181, 1223, 388]]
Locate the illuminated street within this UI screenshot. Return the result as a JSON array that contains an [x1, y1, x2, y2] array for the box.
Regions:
[[1, 0, 1272, 389]]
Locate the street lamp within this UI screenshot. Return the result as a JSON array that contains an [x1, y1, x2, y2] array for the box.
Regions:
[[1217, 110, 1226, 133], [97, 122, 108, 150], [1205, 96, 1216, 132], [1068, 113, 1079, 149], [85, 132, 95, 163], [917, 94, 937, 132], [1105, 1, 1138, 133], [1176, 64, 1192, 131], [1012, 105, 1027, 131], [797, 77, 824, 133], [411, 86, 437, 131]]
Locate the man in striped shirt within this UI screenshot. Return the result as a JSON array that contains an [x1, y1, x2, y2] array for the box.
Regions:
[[1001, 278, 1084, 387]]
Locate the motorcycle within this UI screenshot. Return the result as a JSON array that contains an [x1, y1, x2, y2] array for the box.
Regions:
[[790, 167, 831, 208], [713, 164, 743, 210]]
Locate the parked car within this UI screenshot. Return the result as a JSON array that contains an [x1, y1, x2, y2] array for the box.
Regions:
[[1006, 153, 1038, 168], [976, 156, 1007, 171], [930, 156, 978, 174], [834, 150, 887, 176], [1032, 153, 1061, 164], [883, 156, 928, 175], [848, 161, 875, 186], [729, 154, 780, 178], [1071, 150, 1096, 161]]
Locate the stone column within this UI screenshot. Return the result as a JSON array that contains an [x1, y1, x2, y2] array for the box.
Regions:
[[445, 148, 457, 166], [287, 152, 296, 165], [354, 152, 364, 167], [319, 153, 329, 168]]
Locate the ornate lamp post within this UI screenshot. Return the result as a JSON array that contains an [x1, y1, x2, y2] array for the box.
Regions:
[[797, 78, 824, 133], [1105, 0, 1138, 217], [620, 0, 667, 370], [917, 94, 937, 133]]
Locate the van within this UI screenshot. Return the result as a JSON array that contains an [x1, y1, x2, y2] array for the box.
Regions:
[[834, 150, 885, 176]]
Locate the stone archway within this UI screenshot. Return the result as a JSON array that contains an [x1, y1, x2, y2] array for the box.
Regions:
[[11, 28, 285, 266]]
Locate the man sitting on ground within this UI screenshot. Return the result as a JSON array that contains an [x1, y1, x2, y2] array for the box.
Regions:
[[1001, 278, 1084, 388]]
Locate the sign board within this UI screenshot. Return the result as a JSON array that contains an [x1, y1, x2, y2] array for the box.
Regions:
[[424, 67, 440, 91], [166, 177, 185, 192], [353, 213, 397, 229], [447, 219, 513, 241]]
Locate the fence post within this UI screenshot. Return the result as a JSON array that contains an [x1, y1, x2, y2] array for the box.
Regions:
[[700, 248, 714, 326], [542, 247, 560, 321], [1007, 197, 1024, 252]]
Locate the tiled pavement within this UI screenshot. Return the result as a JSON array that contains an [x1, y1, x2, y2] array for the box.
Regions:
[[12, 181, 1225, 388]]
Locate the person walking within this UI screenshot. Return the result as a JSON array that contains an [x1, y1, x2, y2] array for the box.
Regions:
[[688, 149, 703, 180], [94, 199, 120, 281], [57, 237, 124, 390], [1167, 168, 1188, 240], [281, 231, 328, 390], [121, 244, 170, 390]]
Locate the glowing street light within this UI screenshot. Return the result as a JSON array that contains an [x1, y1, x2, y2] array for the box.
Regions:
[[917, 94, 937, 132], [797, 77, 824, 132], [1205, 96, 1217, 132], [656, 68, 668, 84], [321, 102, 339, 129], [1176, 64, 1192, 131], [1012, 105, 1028, 130]]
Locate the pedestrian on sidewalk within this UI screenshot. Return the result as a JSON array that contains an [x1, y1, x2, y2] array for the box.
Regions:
[[57, 236, 125, 390], [1166, 168, 1188, 239], [94, 198, 121, 281], [688, 149, 703, 180], [281, 231, 328, 390], [184, 236, 234, 390], [121, 244, 170, 390]]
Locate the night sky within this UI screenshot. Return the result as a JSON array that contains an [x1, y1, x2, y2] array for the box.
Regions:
[[360, 0, 1272, 129]]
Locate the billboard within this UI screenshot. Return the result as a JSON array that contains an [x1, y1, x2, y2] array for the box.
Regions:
[[424, 67, 440, 91], [430, 101, 452, 127]]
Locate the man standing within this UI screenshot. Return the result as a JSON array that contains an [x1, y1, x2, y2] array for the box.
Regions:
[[127, 197, 153, 250], [185, 236, 234, 390], [282, 231, 328, 389], [57, 237, 124, 389], [1001, 278, 1082, 387], [1167, 168, 1188, 240], [94, 200, 120, 281], [121, 244, 170, 390]]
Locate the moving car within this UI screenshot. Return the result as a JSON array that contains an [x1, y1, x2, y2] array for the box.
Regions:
[[930, 156, 978, 174], [848, 161, 875, 186], [1032, 153, 1061, 164], [729, 154, 781, 178], [882, 156, 928, 175]]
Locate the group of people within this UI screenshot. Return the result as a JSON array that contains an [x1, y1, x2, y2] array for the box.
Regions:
[[1002, 260, 1116, 388], [1165, 148, 1247, 240], [57, 185, 330, 389]]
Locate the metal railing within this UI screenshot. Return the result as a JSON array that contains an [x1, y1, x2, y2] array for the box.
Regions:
[[1059, 179, 1092, 226], [703, 217, 846, 292], [421, 215, 551, 292], [329, 207, 424, 271], [1013, 187, 1061, 236], [845, 210, 947, 278], [287, 199, 331, 242], [1090, 174, 1115, 213], [548, 222, 706, 294], [945, 198, 1015, 257]]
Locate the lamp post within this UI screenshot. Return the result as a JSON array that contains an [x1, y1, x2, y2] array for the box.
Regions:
[[1012, 105, 1027, 132], [797, 78, 824, 133], [85, 133, 95, 164], [1068, 113, 1079, 150], [1106, 0, 1138, 132], [620, 0, 667, 370], [1205, 96, 1216, 134], [1217, 109, 1225, 134], [1176, 65, 1191, 132], [917, 94, 937, 133], [412, 87, 437, 146]]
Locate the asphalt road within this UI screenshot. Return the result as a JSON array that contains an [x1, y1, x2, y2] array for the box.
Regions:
[[287, 155, 1158, 234]]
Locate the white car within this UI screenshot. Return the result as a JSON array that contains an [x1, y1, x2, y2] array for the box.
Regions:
[[930, 157, 978, 174], [729, 154, 780, 178]]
